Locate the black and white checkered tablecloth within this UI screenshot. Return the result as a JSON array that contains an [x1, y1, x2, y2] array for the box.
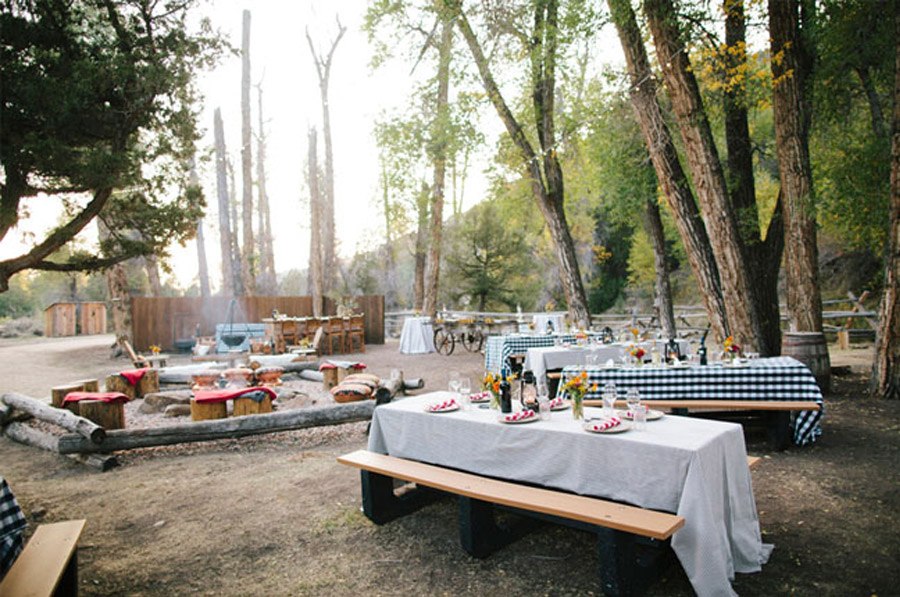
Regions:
[[0, 476, 27, 577], [484, 334, 587, 374], [558, 356, 825, 446]]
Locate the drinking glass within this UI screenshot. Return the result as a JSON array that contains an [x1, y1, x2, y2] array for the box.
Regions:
[[448, 371, 461, 405], [602, 382, 617, 416], [632, 404, 647, 431], [459, 377, 471, 408], [626, 388, 641, 414]]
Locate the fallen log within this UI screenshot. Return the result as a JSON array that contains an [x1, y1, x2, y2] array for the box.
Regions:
[[299, 370, 324, 382], [374, 377, 404, 403], [67, 453, 119, 471], [57, 401, 375, 454], [4, 421, 60, 452], [403, 378, 425, 391], [1, 393, 105, 444], [158, 364, 227, 385]]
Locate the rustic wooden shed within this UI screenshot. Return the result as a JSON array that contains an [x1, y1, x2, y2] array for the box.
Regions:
[[43, 302, 108, 337]]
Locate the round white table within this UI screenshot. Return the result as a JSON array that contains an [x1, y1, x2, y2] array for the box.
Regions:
[[399, 317, 436, 354]]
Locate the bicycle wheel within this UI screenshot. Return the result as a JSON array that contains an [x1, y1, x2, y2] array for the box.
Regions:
[[461, 329, 484, 352], [434, 328, 456, 355]]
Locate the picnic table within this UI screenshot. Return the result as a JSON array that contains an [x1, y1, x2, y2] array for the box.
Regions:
[[557, 356, 825, 445], [366, 392, 771, 597], [484, 332, 599, 374], [524, 339, 691, 381], [0, 476, 26, 576]]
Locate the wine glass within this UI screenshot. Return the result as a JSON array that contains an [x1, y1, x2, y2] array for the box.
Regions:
[[458, 377, 471, 408], [602, 382, 617, 416], [448, 371, 461, 404], [626, 388, 641, 416]]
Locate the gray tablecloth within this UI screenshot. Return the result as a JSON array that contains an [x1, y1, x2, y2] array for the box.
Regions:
[[369, 392, 772, 597], [524, 339, 692, 381], [399, 317, 435, 354]]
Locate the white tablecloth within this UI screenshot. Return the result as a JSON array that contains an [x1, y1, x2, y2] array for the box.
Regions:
[[524, 339, 692, 381], [532, 313, 566, 334], [398, 317, 435, 354], [369, 392, 772, 597]]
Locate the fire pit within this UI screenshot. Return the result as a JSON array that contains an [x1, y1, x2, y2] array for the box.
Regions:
[[223, 367, 253, 388], [254, 366, 284, 387], [191, 370, 221, 391]]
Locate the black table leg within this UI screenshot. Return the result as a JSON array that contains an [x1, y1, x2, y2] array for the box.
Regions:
[[596, 528, 670, 596], [767, 411, 792, 451], [458, 497, 536, 558], [360, 470, 441, 524]]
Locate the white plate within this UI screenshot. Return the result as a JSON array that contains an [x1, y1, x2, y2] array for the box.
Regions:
[[618, 409, 664, 421], [468, 394, 491, 404], [426, 403, 459, 413], [498, 412, 539, 424], [549, 400, 570, 411], [583, 420, 630, 434]]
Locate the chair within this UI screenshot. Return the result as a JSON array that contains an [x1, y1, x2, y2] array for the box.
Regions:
[[345, 314, 365, 353], [323, 316, 345, 355], [289, 326, 324, 361], [121, 339, 168, 368]]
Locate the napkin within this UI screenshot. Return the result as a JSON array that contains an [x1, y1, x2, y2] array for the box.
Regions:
[[548, 397, 565, 409], [502, 409, 535, 422], [427, 398, 457, 412], [468, 391, 491, 402], [587, 416, 621, 431]]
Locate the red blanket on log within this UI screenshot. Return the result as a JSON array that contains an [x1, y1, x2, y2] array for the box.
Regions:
[[193, 387, 277, 404], [63, 392, 131, 404], [119, 369, 148, 386]]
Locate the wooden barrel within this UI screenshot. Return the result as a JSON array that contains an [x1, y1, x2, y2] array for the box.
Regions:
[[782, 331, 831, 393]]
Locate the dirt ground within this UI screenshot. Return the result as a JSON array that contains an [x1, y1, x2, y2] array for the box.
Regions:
[[1, 334, 898, 596]]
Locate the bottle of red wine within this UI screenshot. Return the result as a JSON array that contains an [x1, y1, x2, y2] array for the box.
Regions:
[[500, 378, 512, 413], [698, 325, 710, 366]]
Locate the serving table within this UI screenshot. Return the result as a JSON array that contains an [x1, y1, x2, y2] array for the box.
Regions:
[[524, 339, 691, 381], [484, 332, 600, 374], [557, 356, 825, 445], [369, 392, 772, 597], [398, 316, 436, 354]]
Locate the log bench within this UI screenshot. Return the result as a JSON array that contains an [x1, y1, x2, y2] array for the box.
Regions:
[[338, 449, 685, 596], [0, 519, 86, 597]]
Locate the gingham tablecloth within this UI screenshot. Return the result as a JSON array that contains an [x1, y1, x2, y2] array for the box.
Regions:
[[484, 333, 594, 374], [0, 476, 27, 577], [558, 356, 825, 446]]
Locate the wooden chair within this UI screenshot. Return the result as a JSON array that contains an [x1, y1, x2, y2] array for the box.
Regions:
[[289, 326, 324, 361], [322, 316, 345, 355], [345, 314, 365, 354], [121, 339, 168, 368]]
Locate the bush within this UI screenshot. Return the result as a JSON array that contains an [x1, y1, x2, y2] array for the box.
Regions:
[[0, 317, 42, 338]]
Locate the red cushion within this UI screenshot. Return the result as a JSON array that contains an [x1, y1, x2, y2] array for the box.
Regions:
[[193, 387, 277, 404], [119, 369, 148, 386], [63, 392, 131, 404]]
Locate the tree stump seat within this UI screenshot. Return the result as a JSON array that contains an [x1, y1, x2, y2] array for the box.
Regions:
[[61, 392, 130, 430]]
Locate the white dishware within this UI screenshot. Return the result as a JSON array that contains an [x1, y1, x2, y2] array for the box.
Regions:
[[632, 404, 647, 430], [602, 383, 617, 416]]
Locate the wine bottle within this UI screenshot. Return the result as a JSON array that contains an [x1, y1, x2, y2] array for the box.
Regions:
[[500, 378, 512, 413], [699, 325, 710, 366]]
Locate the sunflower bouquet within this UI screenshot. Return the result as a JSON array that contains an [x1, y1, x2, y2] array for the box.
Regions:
[[560, 371, 596, 420], [483, 372, 517, 410], [723, 336, 741, 362]]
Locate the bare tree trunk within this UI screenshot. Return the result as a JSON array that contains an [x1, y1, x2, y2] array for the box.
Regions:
[[643, 200, 676, 339], [607, 0, 728, 343], [227, 156, 244, 296], [450, 0, 591, 328], [240, 9, 256, 296], [306, 19, 346, 294], [423, 17, 453, 317], [770, 0, 823, 333], [380, 164, 398, 309], [644, 0, 768, 353], [857, 66, 888, 140], [191, 162, 211, 299], [871, 3, 900, 400], [413, 183, 429, 311], [213, 108, 236, 297], [144, 255, 162, 296], [255, 82, 276, 294], [308, 127, 324, 317]]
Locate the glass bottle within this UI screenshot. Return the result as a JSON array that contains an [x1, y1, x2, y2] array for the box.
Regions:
[[500, 378, 512, 413]]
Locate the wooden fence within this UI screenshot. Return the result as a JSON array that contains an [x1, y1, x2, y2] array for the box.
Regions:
[[132, 295, 384, 351]]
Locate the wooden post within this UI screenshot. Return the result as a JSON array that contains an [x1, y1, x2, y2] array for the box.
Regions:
[[51, 380, 99, 408], [837, 329, 850, 350], [136, 369, 160, 397], [322, 367, 339, 390], [104, 375, 137, 400], [78, 400, 126, 430], [190, 400, 227, 421], [233, 395, 273, 417]]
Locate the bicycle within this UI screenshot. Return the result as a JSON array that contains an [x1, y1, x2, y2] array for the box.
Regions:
[[433, 318, 485, 356]]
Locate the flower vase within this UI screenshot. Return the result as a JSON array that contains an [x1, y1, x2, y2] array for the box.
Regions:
[[571, 394, 584, 420], [489, 391, 500, 410]]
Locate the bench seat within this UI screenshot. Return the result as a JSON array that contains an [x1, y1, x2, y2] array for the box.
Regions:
[[0, 519, 86, 597]]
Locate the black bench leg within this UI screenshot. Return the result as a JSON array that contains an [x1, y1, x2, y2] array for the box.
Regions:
[[596, 529, 671, 597], [360, 471, 441, 524], [54, 549, 78, 597], [458, 497, 536, 558], [767, 411, 792, 451]]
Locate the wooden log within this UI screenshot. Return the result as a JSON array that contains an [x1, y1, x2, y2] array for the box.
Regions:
[[299, 370, 324, 382], [4, 421, 60, 452], [67, 453, 119, 471], [322, 367, 340, 390], [190, 400, 227, 421], [78, 400, 125, 430], [58, 401, 376, 454], [51, 380, 98, 408], [402, 378, 425, 391], [137, 369, 160, 397], [104, 375, 137, 400], [233, 395, 273, 416], [374, 377, 404, 403], [1, 393, 105, 444]]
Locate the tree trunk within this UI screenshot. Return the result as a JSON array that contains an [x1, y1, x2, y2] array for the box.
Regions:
[[607, 0, 728, 342], [856, 65, 887, 140], [256, 83, 276, 294], [423, 17, 453, 317], [306, 20, 347, 294], [450, 0, 591, 327], [380, 164, 398, 309], [2, 392, 105, 444], [240, 9, 256, 296], [144, 254, 162, 296], [644, 0, 768, 352], [769, 0, 823, 333], [213, 108, 236, 297], [97, 219, 132, 345], [308, 127, 324, 317], [191, 162, 211, 299], [413, 183, 429, 311], [227, 156, 245, 296], [870, 5, 900, 400], [644, 199, 676, 339]]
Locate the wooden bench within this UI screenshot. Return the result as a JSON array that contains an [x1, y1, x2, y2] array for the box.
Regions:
[[338, 450, 684, 595], [0, 519, 86, 597]]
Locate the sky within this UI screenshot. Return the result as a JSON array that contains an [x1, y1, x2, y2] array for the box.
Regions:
[[1, 0, 626, 293]]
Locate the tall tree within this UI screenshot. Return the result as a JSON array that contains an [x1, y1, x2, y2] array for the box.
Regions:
[[607, 0, 728, 342], [190, 164, 211, 299], [870, 3, 900, 400], [144, 254, 162, 295], [240, 9, 256, 295], [446, 0, 591, 327], [0, 0, 222, 292], [307, 127, 324, 317], [98, 219, 132, 346], [255, 82, 276, 293], [422, 13, 454, 316], [214, 108, 238, 297], [306, 18, 346, 294], [769, 0, 824, 333], [643, 200, 676, 338]]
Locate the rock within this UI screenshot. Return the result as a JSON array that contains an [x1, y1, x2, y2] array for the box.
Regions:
[[141, 390, 193, 413], [164, 404, 192, 417]]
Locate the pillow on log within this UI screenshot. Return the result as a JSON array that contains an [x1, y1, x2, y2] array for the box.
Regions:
[[341, 374, 379, 389], [63, 391, 131, 404], [330, 383, 373, 403], [319, 363, 338, 371]]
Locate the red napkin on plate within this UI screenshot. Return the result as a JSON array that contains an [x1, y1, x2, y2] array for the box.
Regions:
[[587, 416, 621, 431], [502, 410, 535, 422], [468, 391, 491, 402], [119, 369, 148, 386], [426, 398, 457, 412], [194, 387, 277, 404], [548, 397, 565, 409], [63, 391, 130, 404]]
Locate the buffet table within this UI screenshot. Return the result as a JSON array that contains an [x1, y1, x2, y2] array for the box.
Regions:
[[368, 392, 772, 597], [399, 316, 436, 354]]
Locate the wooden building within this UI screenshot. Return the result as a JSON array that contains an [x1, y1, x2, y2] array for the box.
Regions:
[[43, 302, 107, 337]]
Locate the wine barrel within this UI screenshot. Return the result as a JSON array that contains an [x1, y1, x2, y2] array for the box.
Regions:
[[782, 331, 831, 392]]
